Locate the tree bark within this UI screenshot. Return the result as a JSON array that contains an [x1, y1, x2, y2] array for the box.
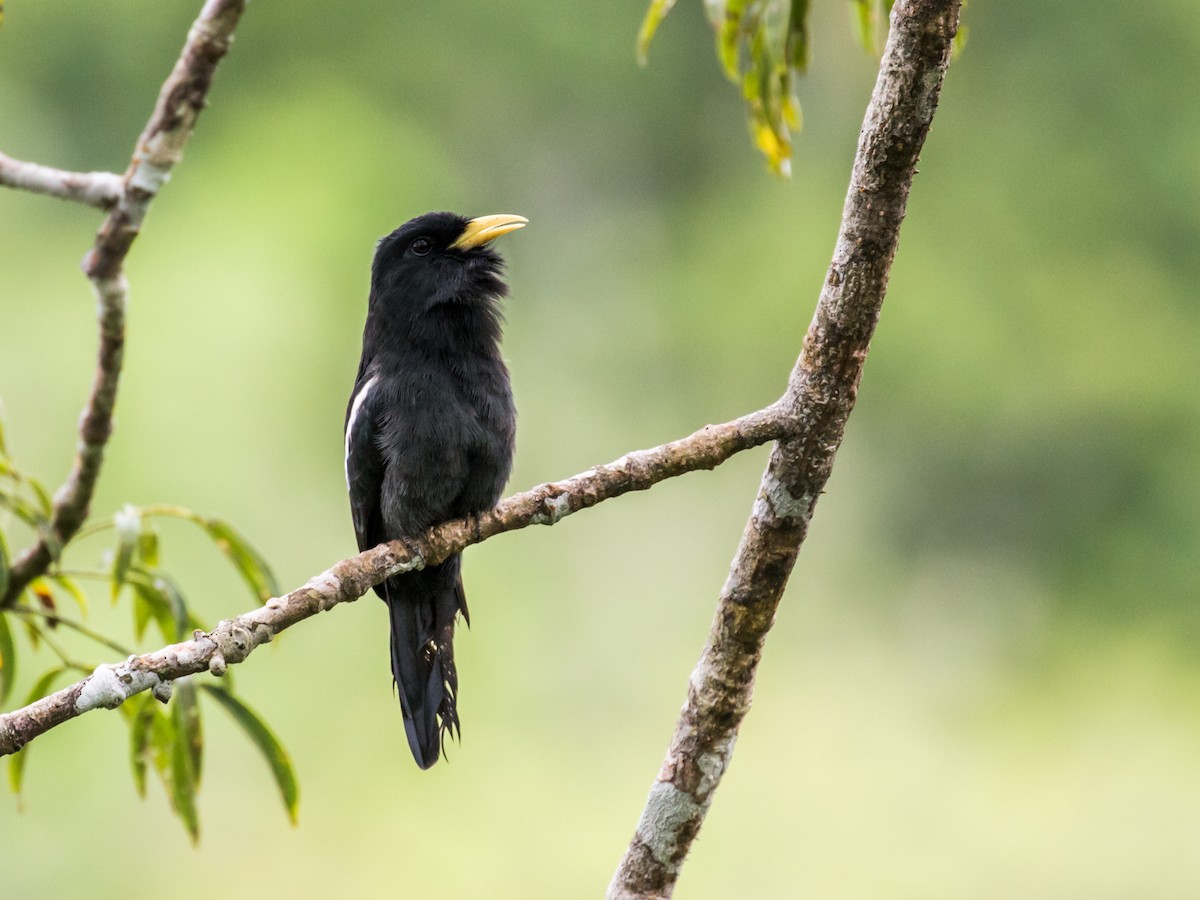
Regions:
[[607, 2, 963, 896]]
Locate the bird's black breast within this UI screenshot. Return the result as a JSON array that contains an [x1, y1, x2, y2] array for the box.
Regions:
[[353, 342, 514, 544]]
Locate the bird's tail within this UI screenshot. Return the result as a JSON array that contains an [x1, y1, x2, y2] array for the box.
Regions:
[[384, 556, 468, 769]]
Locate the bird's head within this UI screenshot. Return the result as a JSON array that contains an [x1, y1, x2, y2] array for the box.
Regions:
[[370, 211, 528, 320]]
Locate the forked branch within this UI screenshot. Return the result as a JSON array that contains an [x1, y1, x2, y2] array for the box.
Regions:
[[0, 0, 248, 608]]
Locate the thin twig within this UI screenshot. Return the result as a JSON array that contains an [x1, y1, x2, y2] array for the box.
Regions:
[[10, 604, 135, 657], [607, 2, 963, 897], [72, 504, 207, 542], [0, 405, 791, 757], [12, 618, 92, 676], [1, 0, 248, 609], [0, 152, 123, 209]]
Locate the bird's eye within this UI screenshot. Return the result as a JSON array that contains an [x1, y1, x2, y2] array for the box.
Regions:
[[410, 237, 433, 256]]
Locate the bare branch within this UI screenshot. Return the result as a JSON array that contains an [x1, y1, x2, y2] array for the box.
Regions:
[[1, 0, 248, 608], [607, 2, 963, 896], [0, 405, 790, 756], [85, 0, 247, 282], [0, 152, 123, 209]]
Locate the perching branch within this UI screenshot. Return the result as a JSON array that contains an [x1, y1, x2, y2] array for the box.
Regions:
[[607, 2, 962, 897], [0, 152, 123, 209], [0, 405, 790, 757], [1, 0, 247, 608]]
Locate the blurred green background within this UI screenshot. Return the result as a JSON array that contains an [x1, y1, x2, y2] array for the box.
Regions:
[[3, 1, 1199, 896]]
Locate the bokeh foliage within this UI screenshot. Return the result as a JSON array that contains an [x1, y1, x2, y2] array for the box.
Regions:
[[2, 0, 1199, 897]]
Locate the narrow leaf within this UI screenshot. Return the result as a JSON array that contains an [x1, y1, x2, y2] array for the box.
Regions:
[[788, 0, 811, 72], [0, 612, 15, 706], [0, 527, 9, 601], [131, 585, 156, 642], [175, 679, 203, 788], [202, 518, 279, 603], [850, 0, 873, 53], [8, 667, 67, 799], [170, 693, 201, 842], [952, 0, 968, 58], [149, 704, 173, 779], [716, 0, 751, 82], [48, 574, 89, 618], [0, 486, 49, 532], [111, 504, 141, 603], [127, 693, 156, 798], [128, 569, 188, 642], [20, 617, 40, 650], [153, 572, 188, 641], [202, 685, 299, 824], [137, 529, 159, 569], [6, 740, 26, 806], [636, 0, 678, 66], [128, 575, 167, 642], [27, 478, 53, 518]]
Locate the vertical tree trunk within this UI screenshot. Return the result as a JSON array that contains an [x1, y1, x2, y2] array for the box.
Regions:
[[608, 2, 963, 896]]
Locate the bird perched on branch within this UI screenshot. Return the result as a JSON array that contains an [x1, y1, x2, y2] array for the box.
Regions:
[[345, 211, 526, 769]]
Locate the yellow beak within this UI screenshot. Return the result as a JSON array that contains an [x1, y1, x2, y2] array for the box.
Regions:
[[450, 214, 529, 250]]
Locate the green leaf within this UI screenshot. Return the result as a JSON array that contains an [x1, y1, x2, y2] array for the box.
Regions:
[[111, 504, 141, 603], [20, 617, 40, 651], [0, 485, 49, 532], [170, 690, 201, 842], [789, 0, 811, 72], [636, 0, 678, 66], [125, 693, 155, 798], [850, 0, 895, 55], [142, 700, 201, 839], [648, 0, 810, 175], [174, 679, 203, 788], [137, 529, 159, 569], [149, 703, 173, 778], [47, 574, 89, 619], [8, 667, 68, 799], [0, 527, 9, 602], [5, 746, 24, 809], [153, 572, 189, 641], [202, 685, 298, 824], [201, 518, 279, 604], [0, 612, 15, 706], [850, 0, 873, 52], [27, 478, 53, 518], [128, 569, 189, 642], [717, 0, 752, 82], [131, 584, 156, 642], [952, 0, 968, 58]]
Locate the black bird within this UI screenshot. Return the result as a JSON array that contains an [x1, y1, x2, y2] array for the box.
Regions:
[[345, 211, 525, 769]]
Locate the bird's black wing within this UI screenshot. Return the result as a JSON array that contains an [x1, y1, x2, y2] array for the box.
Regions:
[[345, 371, 385, 554]]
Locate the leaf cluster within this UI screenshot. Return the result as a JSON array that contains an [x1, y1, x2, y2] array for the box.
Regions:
[[638, 0, 963, 174], [1, 418, 296, 839]]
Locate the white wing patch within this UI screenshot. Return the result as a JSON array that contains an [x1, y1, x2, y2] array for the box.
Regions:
[[345, 374, 379, 489]]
